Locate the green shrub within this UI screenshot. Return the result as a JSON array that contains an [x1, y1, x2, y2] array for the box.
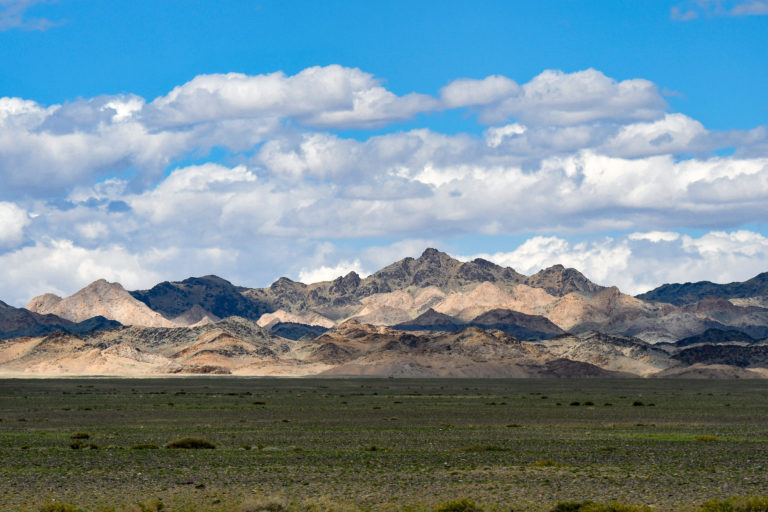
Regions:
[[69, 432, 90, 439], [552, 502, 592, 512], [696, 435, 720, 442], [166, 436, 216, 449], [130, 443, 160, 450], [433, 499, 483, 512], [699, 495, 768, 511], [551, 502, 652, 512]]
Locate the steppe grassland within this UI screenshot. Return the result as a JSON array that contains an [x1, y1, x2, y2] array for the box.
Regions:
[[1, 378, 767, 511]]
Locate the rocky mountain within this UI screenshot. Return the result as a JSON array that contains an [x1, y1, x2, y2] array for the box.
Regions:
[[267, 322, 330, 341], [469, 308, 565, 339], [637, 272, 768, 306], [393, 308, 564, 340], [4, 246, 768, 377], [0, 317, 311, 376], [301, 320, 625, 378], [241, 248, 589, 322], [130, 275, 272, 323], [394, 308, 464, 332], [0, 300, 120, 340], [26, 280, 176, 328], [533, 331, 672, 376], [1, 314, 767, 378], [673, 328, 755, 347], [672, 344, 768, 368]]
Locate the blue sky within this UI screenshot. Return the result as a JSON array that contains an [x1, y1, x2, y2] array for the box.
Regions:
[[3, 1, 766, 129], [0, 0, 767, 304]]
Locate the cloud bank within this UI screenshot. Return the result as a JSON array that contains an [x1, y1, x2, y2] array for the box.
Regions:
[[0, 65, 767, 304]]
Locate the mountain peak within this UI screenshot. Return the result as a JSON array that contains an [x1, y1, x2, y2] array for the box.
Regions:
[[526, 265, 603, 296], [419, 247, 443, 258]]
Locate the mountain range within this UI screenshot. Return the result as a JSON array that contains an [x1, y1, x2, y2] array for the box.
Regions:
[[2, 248, 768, 378]]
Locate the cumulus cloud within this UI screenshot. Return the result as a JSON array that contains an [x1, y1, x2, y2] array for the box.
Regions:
[[0, 201, 29, 248], [0, 65, 767, 303], [445, 69, 666, 126], [146, 66, 437, 129], [298, 259, 368, 284], [0, 239, 164, 305], [440, 75, 520, 109], [0, 66, 722, 201], [628, 231, 681, 243]]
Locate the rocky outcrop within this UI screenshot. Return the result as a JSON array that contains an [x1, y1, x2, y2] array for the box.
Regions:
[[674, 328, 755, 347], [637, 272, 768, 306], [131, 275, 272, 321], [27, 279, 176, 327]]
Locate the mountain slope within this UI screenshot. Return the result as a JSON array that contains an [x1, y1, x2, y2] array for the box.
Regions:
[[131, 275, 272, 322], [637, 272, 768, 305], [243, 248, 602, 322], [0, 300, 119, 339], [27, 280, 175, 327]]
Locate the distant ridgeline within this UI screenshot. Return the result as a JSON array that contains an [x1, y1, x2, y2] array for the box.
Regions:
[[2, 248, 768, 377]]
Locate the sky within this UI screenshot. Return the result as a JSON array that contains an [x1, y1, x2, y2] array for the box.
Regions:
[[0, 0, 767, 305]]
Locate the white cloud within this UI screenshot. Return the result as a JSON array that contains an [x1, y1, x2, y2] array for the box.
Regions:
[[601, 113, 708, 158], [473, 236, 632, 288], [75, 221, 109, 240], [468, 69, 666, 126], [628, 231, 681, 243], [440, 75, 520, 108], [298, 259, 368, 284], [146, 66, 437, 129], [0, 201, 29, 248], [0, 65, 766, 304], [0, 239, 164, 305], [484, 123, 527, 148]]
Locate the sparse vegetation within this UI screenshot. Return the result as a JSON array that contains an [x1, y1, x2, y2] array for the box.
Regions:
[[165, 436, 216, 449], [532, 459, 570, 467], [550, 502, 653, 512], [433, 499, 483, 512], [699, 495, 768, 511], [130, 443, 160, 450], [2, 378, 768, 511]]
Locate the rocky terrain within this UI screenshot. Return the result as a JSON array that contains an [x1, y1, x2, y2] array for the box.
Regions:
[[3, 247, 768, 377]]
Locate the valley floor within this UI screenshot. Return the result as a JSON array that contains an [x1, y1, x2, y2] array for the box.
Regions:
[[1, 378, 767, 511]]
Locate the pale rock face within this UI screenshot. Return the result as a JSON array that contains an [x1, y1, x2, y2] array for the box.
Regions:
[[172, 304, 221, 327], [434, 282, 537, 320], [350, 289, 431, 325], [413, 286, 447, 312], [508, 284, 558, 310], [730, 297, 768, 309], [544, 293, 607, 330], [359, 289, 415, 310], [256, 309, 335, 329], [25, 293, 63, 313], [26, 279, 176, 327]]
